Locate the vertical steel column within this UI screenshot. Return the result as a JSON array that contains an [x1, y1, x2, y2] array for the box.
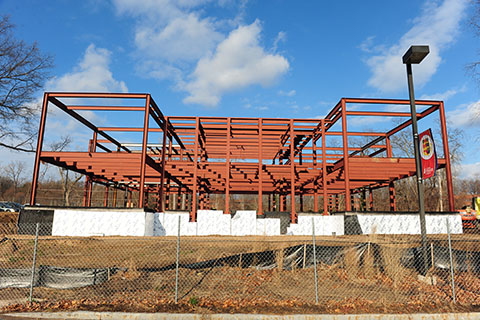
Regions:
[[300, 194, 304, 212], [386, 135, 393, 158], [340, 99, 351, 211], [199, 180, 204, 210], [83, 138, 93, 207], [313, 137, 318, 213], [87, 132, 98, 207], [165, 178, 170, 210], [168, 135, 172, 160], [87, 180, 93, 207], [389, 180, 396, 211], [30, 93, 49, 206], [177, 186, 182, 210], [191, 117, 199, 221], [321, 120, 328, 215], [369, 188, 374, 211], [113, 187, 117, 208], [104, 185, 109, 207], [439, 102, 454, 211], [225, 118, 231, 214], [139, 95, 151, 208], [258, 118, 263, 216], [290, 119, 297, 223], [159, 117, 168, 211], [83, 178, 89, 207], [163, 178, 171, 210]]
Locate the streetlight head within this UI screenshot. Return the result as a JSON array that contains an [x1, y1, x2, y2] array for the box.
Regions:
[[402, 45, 430, 64]]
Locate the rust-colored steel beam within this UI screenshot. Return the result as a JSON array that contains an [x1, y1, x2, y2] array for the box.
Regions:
[[290, 119, 296, 223], [439, 101, 455, 211], [30, 93, 49, 206], [341, 99, 351, 211], [225, 118, 231, 214], [258, 118, 263, 216], [158, 117, 168, 211], [139, 94, 151, 208]]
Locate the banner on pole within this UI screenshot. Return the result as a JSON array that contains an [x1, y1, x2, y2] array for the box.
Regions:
[[419, 129, 437, 179]]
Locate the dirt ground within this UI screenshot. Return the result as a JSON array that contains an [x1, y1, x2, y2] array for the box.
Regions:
[[1, 216, 480, 314], [0, 230, 479, 268], [2, 265, 480, 314]]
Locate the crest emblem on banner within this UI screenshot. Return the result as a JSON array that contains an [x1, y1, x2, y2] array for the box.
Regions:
[[418, 129, 437, 179], [420, 134, 434, 160]]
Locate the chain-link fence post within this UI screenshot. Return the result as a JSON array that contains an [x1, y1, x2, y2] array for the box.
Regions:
[[29, 222, 40, 304], [175, 215, 181, 303], [446, 218, 456, 304], [312, 217, 318, 304]]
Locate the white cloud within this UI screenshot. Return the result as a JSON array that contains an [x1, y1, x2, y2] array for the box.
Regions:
[[113, 0, 208, 20], [113, 0, 224, 78], [43, 44, 128, 145], [135, 13, 223, 63], [113, 1, 288, 107], [420, 86, 466, 101], [364, 0, 469, 93], [278, 89, 296, 97], [447, 100, 480, 127], [348, 116, 393, 127], [47, 44, 128, 93], [358, 36, 378, 53], [183, 20, 289, 106], [458, 162, 480, 179], [273, 31, 286, 52]]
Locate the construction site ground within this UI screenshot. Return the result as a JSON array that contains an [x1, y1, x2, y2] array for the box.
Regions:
[[1, 211, 480, 314]]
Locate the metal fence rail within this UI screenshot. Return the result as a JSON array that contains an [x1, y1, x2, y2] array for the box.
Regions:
[[0, 221, 479, 313]]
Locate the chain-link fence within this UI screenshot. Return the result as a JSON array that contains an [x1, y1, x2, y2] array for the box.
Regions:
[[0, 218, 479, 314]]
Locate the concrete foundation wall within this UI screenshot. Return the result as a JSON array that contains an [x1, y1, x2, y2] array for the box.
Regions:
[[287, 215, 344, 236], [348, 214, 463, 235], [51, 209, 464, 237], [231, 211, 257, 236], [52, 209, 149, 237]]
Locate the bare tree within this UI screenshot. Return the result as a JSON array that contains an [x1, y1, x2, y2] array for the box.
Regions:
[[390, 122, 464, 211], [4, 160, 26, 201], [468, 1, 480, 83], [0, 16, 53, 152], [50, 137, 83, 206]]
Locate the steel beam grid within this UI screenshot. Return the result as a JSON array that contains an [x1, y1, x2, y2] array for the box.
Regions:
[[30, 93, 454, 222]]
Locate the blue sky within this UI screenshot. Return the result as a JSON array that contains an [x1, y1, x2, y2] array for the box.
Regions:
[[0, 0, 479, 178]]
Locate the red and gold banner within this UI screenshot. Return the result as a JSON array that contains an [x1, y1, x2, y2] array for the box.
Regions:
[[419, 129, 437, 179]]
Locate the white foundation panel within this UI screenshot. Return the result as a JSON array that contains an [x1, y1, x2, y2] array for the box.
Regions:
[[162, 212, 197, 236], [287, 215, 344, 236], [52, 209, 151, 237], [256, 218, 281, 236], [197, 210, 231, 235], [355, 214, 463, 235], [152, 212, 166, 236], [231, 211, 257, 236]]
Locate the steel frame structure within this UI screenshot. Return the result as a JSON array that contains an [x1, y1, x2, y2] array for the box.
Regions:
[[30, 93, 454, 223]]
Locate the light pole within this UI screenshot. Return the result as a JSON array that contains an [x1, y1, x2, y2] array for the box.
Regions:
[[402, 45, 429, 275]]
